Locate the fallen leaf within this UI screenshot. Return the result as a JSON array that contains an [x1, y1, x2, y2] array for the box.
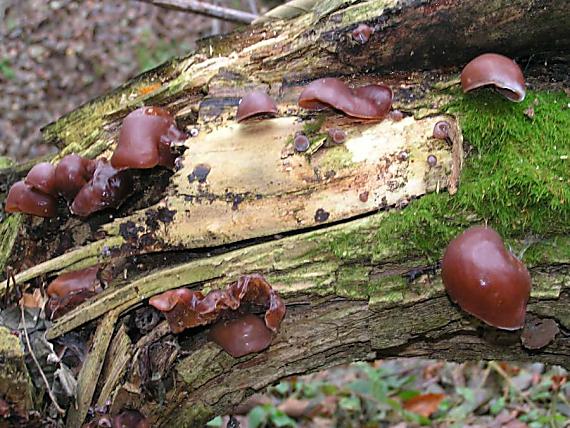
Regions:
[[551, 375, 567, 391], [403, 393, 446, 417], [277, 398, 311, 418], [19, 289, 45, 308]]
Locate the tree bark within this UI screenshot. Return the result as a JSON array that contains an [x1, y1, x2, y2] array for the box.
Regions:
[[0, 1, 569, 426]]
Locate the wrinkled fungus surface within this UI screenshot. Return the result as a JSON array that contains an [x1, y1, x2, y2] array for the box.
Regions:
[[236, 91, 278, 122], [441, 226, 531, 330], [5, 180, 57, 217], [461, 53, 526, 102], [209, 313, 273, 357], [71, 159, 133, 217], [149, 274, 286, 334], [111, 106, 186, 169], [298, 78, 392, 119], [25, 162, 57, 195], [433, 121, 450, 140], [54, 154, 97, 200]]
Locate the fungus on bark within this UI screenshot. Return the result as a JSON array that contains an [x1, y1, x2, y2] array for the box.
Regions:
[[149, 274, 285, 336], [441, 226, 531, 330], [236, 91, 278, 122], [327, 128, 347, 144], [5, 180, 58, 218], [209, 313, 273, 357], [294, 133, 310, 152], [432, 121, 450, 140], [70, 159, 133, 217], [298, 78, 392, 119], [521, 318, 559, 350], [46, 266, 102, 320], [54, 154, 97, 200], [460, 53, 526, 102], [352, 23, 373, 44], [111, 106, 186, 170], [24, 162, 57, 195]]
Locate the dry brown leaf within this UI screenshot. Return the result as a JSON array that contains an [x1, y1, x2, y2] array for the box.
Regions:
[[277, 398, 311, 418], [19, 289, 45, 308], [403, 393, 446, 417]]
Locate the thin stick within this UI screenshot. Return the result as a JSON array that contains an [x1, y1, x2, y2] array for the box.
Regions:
[[135, 0, 258, 24], [488, 361, 537, 409], [20, 302, 65, 414]]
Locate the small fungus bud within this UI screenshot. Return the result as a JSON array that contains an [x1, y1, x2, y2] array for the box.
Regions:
[[46, 266, 102, 319], [441, 226, 532, 330], [427, 154, 437, 167], [389, 110, 404, 121], [397, 151, 409, 162], [112, 410, 150, 428], [299, 78, 392, 120], [521, 318, 559, 350], [352, 23, 373, 44], [432, 121, 450, 140], [5, 180, 57, 218], [25, 162, 57, 195], [236, 91, 278, 122], [294, 133, 310, 152], [461, 53, 526, 102], [55, 154, 97, 201], [209, 313, 273, 358], [314, 208, 330, 222], [71, 159, 133, 217], [359, 191, 369, 202], [327, 128, 346, 144], [111, 107, 186, 170]]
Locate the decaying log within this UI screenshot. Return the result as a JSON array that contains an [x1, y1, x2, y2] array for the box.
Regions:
[[0, 0, 569, 426]]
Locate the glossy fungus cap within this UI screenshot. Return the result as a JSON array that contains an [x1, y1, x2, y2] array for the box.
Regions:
[[54, 154, 97, 200], [25, 162, 57, 195], [441, 226, 531, 330], [209, 313, 273, 357], [236, 91, 278, 122], [46, 266, 101, 298], [5, 180, 57, 217], [460, 53, 526, 102]]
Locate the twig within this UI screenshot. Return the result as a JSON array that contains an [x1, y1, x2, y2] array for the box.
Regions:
[[135, 0, 258, 24], [488, 361, 537, 409], [19, 301, 65, 414]]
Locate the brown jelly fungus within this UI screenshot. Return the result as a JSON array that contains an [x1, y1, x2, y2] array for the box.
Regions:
[[327, 128, 346, 144], [441, 226, 532, 330], [314, 208, 330, 222], [433, 121, 450, 140], [55, 154, 97, 200], [299, 78, 392, 120], [352, 23, 373, 44], [294, 133, 310, 152], [521, 318, 559, 350], [5, 180, 57, 218], [427, 154, 437, 167], [71, 159, 133, 217], [461, 53, 526, 102], [209, 313, 273, 357], [25, 162, 57, 195], [111, 106, 186, 170], [236, 91, 278, 122]]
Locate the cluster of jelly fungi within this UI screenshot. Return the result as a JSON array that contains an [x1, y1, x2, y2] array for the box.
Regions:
[[46, 266, 102, 320], [441, 226, 531, 330], [5, 106, 186, 218], [149, 274, 285, 357]]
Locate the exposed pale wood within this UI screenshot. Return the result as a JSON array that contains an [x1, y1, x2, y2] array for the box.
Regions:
[[136, 0, 258, 23]]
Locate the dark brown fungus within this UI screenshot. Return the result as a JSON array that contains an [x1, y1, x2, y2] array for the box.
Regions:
[[427, 155, 437, 167], [54, 154, 97, 200], [24, 162, 57, 195], [187, 163, 211, 183], [209, 313, 273, 357], [352, 23, 373, 44], [314, 208, 330, 223], [298, 78, 392, 119], [359, 191, 369, 202], [432, 121, 450, 140], [236, 91, 278, 122], [111, 106, 186, 170], [5, 180, 57, 217], [441, 226, 531, 330], [294, 133, 310, 152], [46, 266, 102, 319], [71, 159, 133, 217], [397, 151, 409, 162], [112, 410, 150, 428], [149, 274, 286, 334], [327, 128, 346, 144], [389, 110, 404, 122], [521, 318, 559, 350], [461, 53, 526, 102]]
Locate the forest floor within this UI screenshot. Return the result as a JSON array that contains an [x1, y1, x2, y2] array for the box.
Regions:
[[0, 1, 568, 428]]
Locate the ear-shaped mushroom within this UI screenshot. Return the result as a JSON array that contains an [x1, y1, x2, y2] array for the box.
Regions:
[[460, 53, 526, 102], [70, 159, 133, 217], [46, 266, 102, 319], [25, 162, 57, 196], [441, 226, 531, 330], [149, 288, 207, 333], [298, 78, 393, 119], [5, 181, 57, 217], [54, 154, 97, 200], [236, 91, 278, 122], [209, 313, 273, 357], [111, 106, 186, 169]]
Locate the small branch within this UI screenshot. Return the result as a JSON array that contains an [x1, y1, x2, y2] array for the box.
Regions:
[[19, 302, 65, 415], [135, 0, 258, 24]]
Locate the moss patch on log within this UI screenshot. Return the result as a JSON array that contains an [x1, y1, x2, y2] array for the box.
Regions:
[[327, 89, 570, 263]]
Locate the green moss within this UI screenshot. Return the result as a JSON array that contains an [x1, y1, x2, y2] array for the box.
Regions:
[[373, 90, 570, 261]]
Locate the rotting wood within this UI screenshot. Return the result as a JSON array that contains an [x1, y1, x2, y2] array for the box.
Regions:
[[96, 324, 132, 407]]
